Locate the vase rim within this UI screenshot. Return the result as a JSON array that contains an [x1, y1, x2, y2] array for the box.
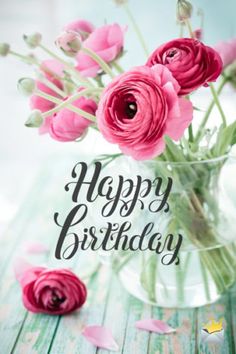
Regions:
[[143, 153, 235, 166]]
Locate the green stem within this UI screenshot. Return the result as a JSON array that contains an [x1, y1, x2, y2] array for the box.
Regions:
[[39, 44, 94, 88], [36, 89, 98, 122], [185, 19, 194, 38], [195, 78, 228, 143], [209, 83, 227, 127], [123, 3, 149, 57], [39, 76, 66, 97], [188, 124, 194, 143], [179, 23, 184, 38], [112, 61, 124, 74], [81, 47, 115, 79], [9, 50, 38, 65]]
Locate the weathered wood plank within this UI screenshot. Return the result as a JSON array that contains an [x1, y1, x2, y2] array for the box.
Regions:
[[0, 160, 76, 353], [196, 294, 233, 354], [97, 275, 130, 354], [122, 296, 151, 354], [49, 260, 112, 354], [0, 158, 235, 354], [229, 286, 236, 353], [147, 307, 196, 354]]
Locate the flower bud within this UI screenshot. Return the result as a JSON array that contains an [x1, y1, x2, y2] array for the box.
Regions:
[[23, 33, 42, 49], [176, 0, 193, 22], [25, 110, 43, 128], [113, 0, 128, 5], [0, 43, 10, 57], [55, 31, 81, 57], [17, 78, 36, 96], [225, 62, 236, 89], [193, 28, 202, 40]]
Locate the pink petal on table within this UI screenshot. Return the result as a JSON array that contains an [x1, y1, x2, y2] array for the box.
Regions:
[[14, 258, 33, 282], [82, 325, 119, 351], [135, 319, 176, 334], [24, 241, 49, 254]]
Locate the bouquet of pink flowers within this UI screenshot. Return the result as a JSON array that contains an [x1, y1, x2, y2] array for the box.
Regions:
[[2, 0, 236, 307]]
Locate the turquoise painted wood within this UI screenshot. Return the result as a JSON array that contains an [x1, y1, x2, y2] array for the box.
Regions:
[[0, 162, 235, 354]]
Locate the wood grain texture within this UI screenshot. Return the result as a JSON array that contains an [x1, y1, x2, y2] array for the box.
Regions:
[[0, 163, 235, 354]]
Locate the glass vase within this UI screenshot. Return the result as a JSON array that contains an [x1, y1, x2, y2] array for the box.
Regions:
[[100, 155, 236, 308]]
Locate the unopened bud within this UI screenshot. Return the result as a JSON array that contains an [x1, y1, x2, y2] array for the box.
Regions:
[[23, 33, 42, 49], [193, 28, 202, 41], [113, 0, 128, 5], [177, 0, 193, 22], [25, 110, 43, 128], [0, 43, 10, 57], [17, 78, 36, 96], [55, 31, 81, 57]]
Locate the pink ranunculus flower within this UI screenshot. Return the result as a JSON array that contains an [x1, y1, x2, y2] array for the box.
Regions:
[[30, 59, 64, 134], [64, 19, 95, 40], [97, 64, 193, 160], [76, 23, 125, 77], [49, 95, 97, 142], [214, 38, 236, 68], [18, 266, 87, 315], [146, 38, 223, 95]]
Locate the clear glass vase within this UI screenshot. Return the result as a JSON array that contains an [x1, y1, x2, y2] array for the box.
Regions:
[[99, 155, 236, 308]]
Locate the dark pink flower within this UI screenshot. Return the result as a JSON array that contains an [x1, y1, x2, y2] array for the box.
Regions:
[[97, 64, 193, 160], [49, 95, 97, 142], [18, 266, 87, 315], [64, 19, 95, 40], [76, 23, 125, 77], [146, 38, 223, 95]]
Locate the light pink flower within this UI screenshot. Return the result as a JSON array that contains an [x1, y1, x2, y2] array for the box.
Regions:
[[76, 23, 125, 77], [30, 59, 64, 134], [55, 31, 82, 57], [97, 64, 193, 160], [146, 38, 223, 95], [64, 19, 95, 40], [214, 38, 236, 67], [49, 95, 97, 142], [17, 266, 87, 315]]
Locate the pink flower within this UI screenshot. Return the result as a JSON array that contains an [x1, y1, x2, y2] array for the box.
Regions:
[[193, 28, 202, 41], [214, 38, 236, 67], [146, 38, 223, 95], [30, 59, 64, 134], [97, 64, 193, 160], [64, 19, 95, 40], [18, 266, 87, 315], [49, 95, 97, 142], [76, 23, 125, 77], [55, 31, 81, 57]]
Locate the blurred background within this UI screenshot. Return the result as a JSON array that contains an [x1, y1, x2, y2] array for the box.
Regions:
[[0, 0, 236, 234]]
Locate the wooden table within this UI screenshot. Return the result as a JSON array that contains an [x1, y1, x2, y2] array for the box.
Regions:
[[0, 159, 235, 354]]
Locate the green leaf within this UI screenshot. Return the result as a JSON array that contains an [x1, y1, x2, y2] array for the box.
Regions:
[[212, 121, 236, 156]]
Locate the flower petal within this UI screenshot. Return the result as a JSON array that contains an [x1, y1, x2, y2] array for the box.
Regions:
[[135, 319, 176, 334], [82, 325, 119, 351], [14, 258, 33, 282], [24, 241, 49, 254]]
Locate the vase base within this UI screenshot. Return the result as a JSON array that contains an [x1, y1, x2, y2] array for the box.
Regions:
[[119, 266, 223, 308]]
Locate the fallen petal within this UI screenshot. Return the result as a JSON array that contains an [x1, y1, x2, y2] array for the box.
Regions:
[[82, 325, 119, 351], [24, 241, 49, 254], [135, 319, 176, 334], [14, 258, 33, 282]]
